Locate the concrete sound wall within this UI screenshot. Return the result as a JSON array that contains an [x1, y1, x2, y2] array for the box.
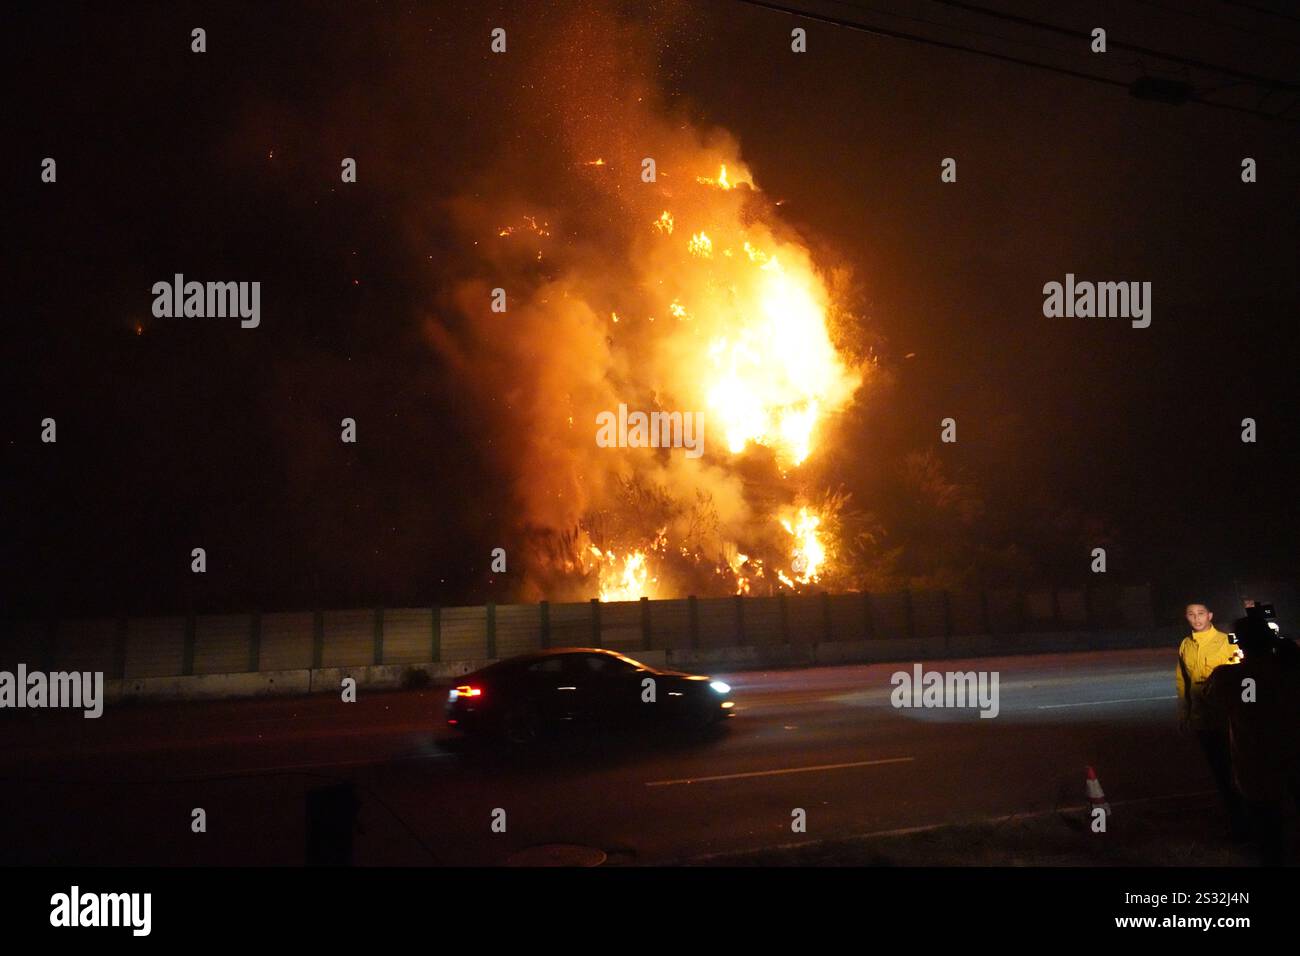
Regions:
[[1, 584, 1164, 701]]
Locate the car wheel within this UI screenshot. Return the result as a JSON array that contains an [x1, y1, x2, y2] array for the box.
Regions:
[[501, 702, 542, 745]]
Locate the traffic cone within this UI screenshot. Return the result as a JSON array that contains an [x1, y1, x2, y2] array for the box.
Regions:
[[1086, 766, 1111, 816]]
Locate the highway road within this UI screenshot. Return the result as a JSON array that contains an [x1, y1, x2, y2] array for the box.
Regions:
[[0, 647, 1222, 865]]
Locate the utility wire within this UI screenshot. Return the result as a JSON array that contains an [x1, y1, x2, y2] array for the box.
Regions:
[[925, 0, 1299, 91], [1222, 0, 1300, 26], [1136, 0, 1294, 42], [733, 0, 1130, 88], [730, 0, 1300, 122], [825, 0, 1142, 69]]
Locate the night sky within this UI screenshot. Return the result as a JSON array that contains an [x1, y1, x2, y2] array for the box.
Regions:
[[6, 1, 1299, 619]]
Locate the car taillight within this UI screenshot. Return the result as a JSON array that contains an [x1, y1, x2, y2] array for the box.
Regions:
[[450, 685, 483, 700]]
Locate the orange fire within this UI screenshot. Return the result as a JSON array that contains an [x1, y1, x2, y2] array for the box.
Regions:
[[588, 528, 667, 601], [780, 506, 827, 585], [645, 163, 862, 472], [584, 157, 860, 598], [696, 164, 748, 190], [591, 547, 654, 602], [436, 84, 868, 602]]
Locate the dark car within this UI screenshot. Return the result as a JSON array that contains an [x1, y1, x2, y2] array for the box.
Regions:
[[444, 647, 734, 744]]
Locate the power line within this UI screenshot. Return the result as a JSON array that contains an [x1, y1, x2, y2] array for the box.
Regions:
[[1222, 1, 1300, 26], [925, 0, 1300, 91], [1135, 0, 1292, 43], [729, 0, 1300, 122], [826, 0, 1142, 69], [732, 0, 1131, 88]]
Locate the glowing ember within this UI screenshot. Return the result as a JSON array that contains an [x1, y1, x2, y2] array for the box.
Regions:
[[496, 216, 550, 239]]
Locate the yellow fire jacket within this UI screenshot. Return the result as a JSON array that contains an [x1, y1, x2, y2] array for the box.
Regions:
[[1175, 627, 1240, 729]]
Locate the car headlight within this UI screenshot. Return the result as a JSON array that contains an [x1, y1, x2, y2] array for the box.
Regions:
[[709, 680, 731, 694]]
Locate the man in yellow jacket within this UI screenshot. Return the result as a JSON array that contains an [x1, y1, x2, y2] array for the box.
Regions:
[[1176, 602, 1244, 834]]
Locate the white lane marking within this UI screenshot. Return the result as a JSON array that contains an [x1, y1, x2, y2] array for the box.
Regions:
[[1037, 695, 1176, 710], [645, 756, 914, 787]]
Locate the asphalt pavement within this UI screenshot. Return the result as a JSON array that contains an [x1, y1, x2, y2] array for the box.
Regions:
[[0, 647, 1224, 865]]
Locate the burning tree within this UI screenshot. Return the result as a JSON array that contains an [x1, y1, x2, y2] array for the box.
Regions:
[[424, 11, 871, 602]]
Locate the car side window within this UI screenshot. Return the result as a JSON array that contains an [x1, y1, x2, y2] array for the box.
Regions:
[[578, 654, 638, 676], [526, 657, 565, 674]]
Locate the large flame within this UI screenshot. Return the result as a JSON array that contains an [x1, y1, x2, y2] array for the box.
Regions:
[[587, 528, 667, 601], [591, 548, 654, 602], [780, 506, 827, 585], [653, 164, 860, 470], [432, 37, 869, 602]]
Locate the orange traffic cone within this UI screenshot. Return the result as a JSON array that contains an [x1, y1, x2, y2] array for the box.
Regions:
[[1086, 765, 1111, 816]]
